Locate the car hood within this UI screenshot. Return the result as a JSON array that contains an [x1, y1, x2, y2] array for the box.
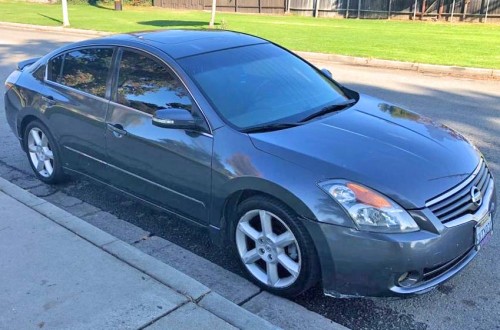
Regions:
[[249, 94, 480, 209]]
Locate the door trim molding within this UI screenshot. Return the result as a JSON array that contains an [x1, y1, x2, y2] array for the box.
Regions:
[[64, 146, 206, 208]]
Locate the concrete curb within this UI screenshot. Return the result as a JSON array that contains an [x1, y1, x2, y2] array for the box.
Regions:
[[1, 21, 498, 80], [295, 51, 499, 80], [0, 177, 278, 330]]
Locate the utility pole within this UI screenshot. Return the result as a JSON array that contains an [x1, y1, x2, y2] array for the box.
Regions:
[[484, 0, 490, 22], [450, 0, 455, 21], [314, 0, 320, 17], [209, 0, 216, 27], [61, 0, 70, 27]]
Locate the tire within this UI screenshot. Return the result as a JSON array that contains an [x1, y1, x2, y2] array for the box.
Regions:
[[232, 195, 320, 297], [23, 120, 66, 184]]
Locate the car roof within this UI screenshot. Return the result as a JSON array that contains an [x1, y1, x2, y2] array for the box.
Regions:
[[98, 29, 268, 59]]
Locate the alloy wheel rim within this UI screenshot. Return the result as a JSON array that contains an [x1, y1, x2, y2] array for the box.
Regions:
[[236, 209, 301, 288], [27, 127, 54, 178]]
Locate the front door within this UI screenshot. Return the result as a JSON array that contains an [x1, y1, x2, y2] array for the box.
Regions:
[[105, 48, 212, 224]]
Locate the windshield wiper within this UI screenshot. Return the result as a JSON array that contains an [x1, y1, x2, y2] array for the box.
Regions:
[[242, 122, 302, 133], [299, 99, 356, 123]]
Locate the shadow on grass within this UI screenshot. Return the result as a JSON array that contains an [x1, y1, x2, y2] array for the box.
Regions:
[[38, 13, 62, 24], [89, 2, 115, 11], [138, 20, 209, 28]]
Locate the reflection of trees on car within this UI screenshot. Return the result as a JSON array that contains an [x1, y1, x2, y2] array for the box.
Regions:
[[378, 103, 466, 142], [117, 51, 191, 115], [59, 48, 113, 98]]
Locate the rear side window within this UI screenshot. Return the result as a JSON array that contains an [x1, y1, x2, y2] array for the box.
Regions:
[[48, 48, 113, 98], [115, 50, 192, 115], [33, 65, 46, 81]]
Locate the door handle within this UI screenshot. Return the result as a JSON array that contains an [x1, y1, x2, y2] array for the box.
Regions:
[[107, 123, 127, 138], [42, 95, 56, 105]]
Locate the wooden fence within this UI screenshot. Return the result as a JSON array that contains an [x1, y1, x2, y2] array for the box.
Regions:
[[152, 0, 500, 21], [289, 0, 500, 21], [153, 0, 285, 13]]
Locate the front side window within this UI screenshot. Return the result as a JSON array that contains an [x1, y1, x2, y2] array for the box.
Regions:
[[48, 48, 113, 98], [116, 50, 192, 115]]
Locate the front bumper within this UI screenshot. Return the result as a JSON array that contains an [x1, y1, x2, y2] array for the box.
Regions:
[[305, 178, 497, 298]]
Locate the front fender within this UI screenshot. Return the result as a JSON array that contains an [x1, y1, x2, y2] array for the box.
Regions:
[[208, 127, 355, 244]]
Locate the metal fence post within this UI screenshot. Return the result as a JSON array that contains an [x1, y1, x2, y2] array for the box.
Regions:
[[388, 0, 392, 19], [286, 0, 291, 13], [314, 0, 320, 17], [413, 0, 418, 20], [346, 0, 350, 18], [357, 0, 361, 18]]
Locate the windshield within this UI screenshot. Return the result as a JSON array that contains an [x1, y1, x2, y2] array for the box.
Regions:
[[178, 43, 349, 130]]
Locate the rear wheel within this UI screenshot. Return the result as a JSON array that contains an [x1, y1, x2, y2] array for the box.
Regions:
[[24, 120, 65, 184], [233, 195, 320, 297]]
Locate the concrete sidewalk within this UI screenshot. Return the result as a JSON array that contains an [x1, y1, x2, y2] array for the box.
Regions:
[[0, 178, 277, 329]]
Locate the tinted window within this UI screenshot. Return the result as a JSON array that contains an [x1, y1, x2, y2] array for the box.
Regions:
[[116, 50, 192, 115], [49, 48, 113, 98], [178, 43, 348, 129], [33, 65, 46, 81], [49, 55, 63, 82]]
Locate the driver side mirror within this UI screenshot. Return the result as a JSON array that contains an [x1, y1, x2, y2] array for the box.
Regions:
[[321, 68, 333, 79], [152, 108, 199, 130]]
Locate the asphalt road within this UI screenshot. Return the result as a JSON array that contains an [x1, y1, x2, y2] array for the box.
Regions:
[[1, 27, 499, 330]]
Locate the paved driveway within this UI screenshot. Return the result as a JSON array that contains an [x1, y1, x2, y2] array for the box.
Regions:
[[1, 27, 499, 330]]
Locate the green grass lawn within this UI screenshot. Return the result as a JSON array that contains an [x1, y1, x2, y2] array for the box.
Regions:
[[1, 0, 499, 68]]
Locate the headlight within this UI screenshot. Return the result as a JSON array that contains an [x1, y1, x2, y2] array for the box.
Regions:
[[319, 181, 419, 233]]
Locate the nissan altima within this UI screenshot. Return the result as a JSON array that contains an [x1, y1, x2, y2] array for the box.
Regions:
[[4, 30, 496, 298]]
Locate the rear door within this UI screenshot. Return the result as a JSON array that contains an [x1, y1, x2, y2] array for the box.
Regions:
[[104, 48, 213, 224], [44, 47, 114, 179]]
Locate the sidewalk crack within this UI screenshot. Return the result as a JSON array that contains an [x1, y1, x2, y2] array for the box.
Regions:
[[136, 300, 190, 330]]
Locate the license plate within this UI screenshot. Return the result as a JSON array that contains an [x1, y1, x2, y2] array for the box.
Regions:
[[475, 214, 493, 249]]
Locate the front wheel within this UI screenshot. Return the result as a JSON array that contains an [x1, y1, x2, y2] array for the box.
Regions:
[[24, 120, 65, 184], [233, 196, 320, 297]]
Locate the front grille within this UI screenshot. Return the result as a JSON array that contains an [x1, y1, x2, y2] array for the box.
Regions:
[[427, 159, 491, 224], [422, 247, 473, 282]]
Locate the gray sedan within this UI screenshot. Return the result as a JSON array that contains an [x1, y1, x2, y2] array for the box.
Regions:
[[4, 30, 496, 297]]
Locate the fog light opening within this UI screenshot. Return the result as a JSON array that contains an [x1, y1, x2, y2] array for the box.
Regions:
[[397, 271, 420, 287]]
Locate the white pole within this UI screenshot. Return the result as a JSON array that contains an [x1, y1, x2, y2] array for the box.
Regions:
[[209, 0, 216, 27], [357, 0, 361, 18], [314, 0, 320, 17], [62, 0, 70, 27], [450, 0, 455, 22], [286, 0, 291, 13], [413, 0, 417, 20], [484, 0, 490, 23], [346, 0, 350, 18]]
